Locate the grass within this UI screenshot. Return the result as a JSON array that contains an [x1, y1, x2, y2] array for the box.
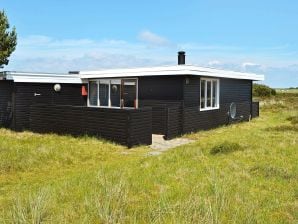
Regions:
[[209, 141, 244, 155], [0, 93, 297, 223]]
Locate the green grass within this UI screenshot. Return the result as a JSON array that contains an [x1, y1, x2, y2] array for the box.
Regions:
[[0, 93, 297, 223]]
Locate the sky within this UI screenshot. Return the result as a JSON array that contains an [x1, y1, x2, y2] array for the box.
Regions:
[[1, 0, 298, 87]]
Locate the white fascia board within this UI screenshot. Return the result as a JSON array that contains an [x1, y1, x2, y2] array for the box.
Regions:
[[11, 77, 82, 84], [79, 65, 264, 81], [4, 71, 82, 83]]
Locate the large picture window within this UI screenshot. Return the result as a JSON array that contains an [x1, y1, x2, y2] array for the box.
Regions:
[[200, 78, 219, 110], [88, 78, 138, 108]]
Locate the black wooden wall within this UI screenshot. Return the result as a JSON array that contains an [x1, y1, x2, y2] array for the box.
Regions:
[[139, 100, 182, 134], [138, 76, 183, 101], [138, 76, 184, 135], [137, 76, 255, 138], [183, 76, 200, 107], [182, 77, 252, 133], [138, 76, 254, 138], [0, 81, 13, 128], [30, 105, 152, 147], [14, 83, 87, 131]]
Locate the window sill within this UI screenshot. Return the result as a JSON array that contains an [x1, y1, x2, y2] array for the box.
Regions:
[[87, 105, 136, 109], [200, 107, 220, 111]]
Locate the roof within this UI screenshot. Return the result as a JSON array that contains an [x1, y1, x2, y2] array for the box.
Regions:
[[79, 64, 264, 81], [0, 64, 265, 83], [0, 71, 82, 84]]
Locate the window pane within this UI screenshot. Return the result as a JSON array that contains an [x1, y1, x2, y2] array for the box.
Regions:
[[212, 80, 217, 107], [200, 80, 205, 108], [207, 81, 211, 107], [99, 83, 109, 106], [89, 81, 98, 106], [111, 84, 120, 107], [122, 80, 136, 108]]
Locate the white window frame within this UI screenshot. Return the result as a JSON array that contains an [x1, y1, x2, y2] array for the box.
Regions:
[[200, 77, 220, 111], [87, 78, 138, 109]]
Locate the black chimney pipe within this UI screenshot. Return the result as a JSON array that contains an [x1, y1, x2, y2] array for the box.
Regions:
[[178, 51, 185, 65]]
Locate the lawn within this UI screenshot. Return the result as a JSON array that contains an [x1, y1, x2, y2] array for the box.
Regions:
[[0, 93, 297, 223]]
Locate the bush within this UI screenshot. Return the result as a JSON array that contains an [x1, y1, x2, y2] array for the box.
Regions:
[[210, 141, 244, 155], [286, 115, 298, 125], [253, 84, 276, 97]]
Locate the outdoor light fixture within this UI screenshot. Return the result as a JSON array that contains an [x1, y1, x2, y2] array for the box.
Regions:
[[185, 77, 190, 84], [54, 84, 61, 92]]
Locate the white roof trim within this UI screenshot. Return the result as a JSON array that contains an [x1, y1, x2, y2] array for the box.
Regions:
[[79, 65, 264, 81], [0, 71, 82, 84]]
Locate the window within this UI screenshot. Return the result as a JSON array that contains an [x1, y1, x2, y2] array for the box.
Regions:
[[88, 78, 138, 108], [98, 81, 109, 107], [200, 78, 219, 110], [89, 81, 98, 106], [110, 80, 121, 107]]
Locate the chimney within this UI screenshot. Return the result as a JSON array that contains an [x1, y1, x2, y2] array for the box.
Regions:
[[178, 51, 185, 65]]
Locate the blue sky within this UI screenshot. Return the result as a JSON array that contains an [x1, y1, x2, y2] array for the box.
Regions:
[[1, 0, 298, 87]]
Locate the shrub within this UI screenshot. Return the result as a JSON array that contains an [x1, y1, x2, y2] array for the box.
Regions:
[[250, 165, 292, 179], [253, 84, 276, 97], [286, 115, 298, 125], [210, 142, 244, 155], [270, 88, 276, 96]]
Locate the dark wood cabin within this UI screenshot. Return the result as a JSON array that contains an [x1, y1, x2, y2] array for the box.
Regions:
[[0, 53, 263, 147], [78, 52, 263, 140]]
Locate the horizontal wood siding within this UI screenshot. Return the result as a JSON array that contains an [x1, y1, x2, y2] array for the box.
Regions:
[[183, 102, 251, 133], [139, 100, 182, 135], [252, 101, 259, 118], [182, 76, 252, 133], [183, 76, 200, 107], [0, 81, 13, 127], [165, 105, 183, 140], [138, 76, 183, 101], [138, 76, 183, 136], [14, 83, 87, 131], [127, 108, 152, 147], [220, 79, 252, 103], [29, 105, 152, 147]]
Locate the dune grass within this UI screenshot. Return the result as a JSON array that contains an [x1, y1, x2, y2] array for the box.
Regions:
[[0, 93, 297, 223]]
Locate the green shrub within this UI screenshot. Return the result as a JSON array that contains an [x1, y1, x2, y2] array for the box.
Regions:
[[250, 165, 292, 179], [270, 88, 276, 96], [210, 142, 244, 155], [286, 115, 298, 125], [253, 84, 276, 97], [266, 125, 298, 132]]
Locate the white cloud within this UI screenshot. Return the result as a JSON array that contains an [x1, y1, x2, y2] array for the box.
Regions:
[[138, 30, 170, 46], [4, 34, 174, 72], [208, 60, 222, 66], [178, 42, 242, 52], [2, 34, 297, 88], [242, 62, 260, 69]]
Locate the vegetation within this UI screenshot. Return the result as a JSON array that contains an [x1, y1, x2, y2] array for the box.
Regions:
[[253, 83, 276, 97], [0, 92, 297, 223], [209, 141, 244, 155], [0, 10, 17, 67]]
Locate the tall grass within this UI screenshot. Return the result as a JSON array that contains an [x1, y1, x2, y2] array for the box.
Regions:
[[10, 188, 50, 223]]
